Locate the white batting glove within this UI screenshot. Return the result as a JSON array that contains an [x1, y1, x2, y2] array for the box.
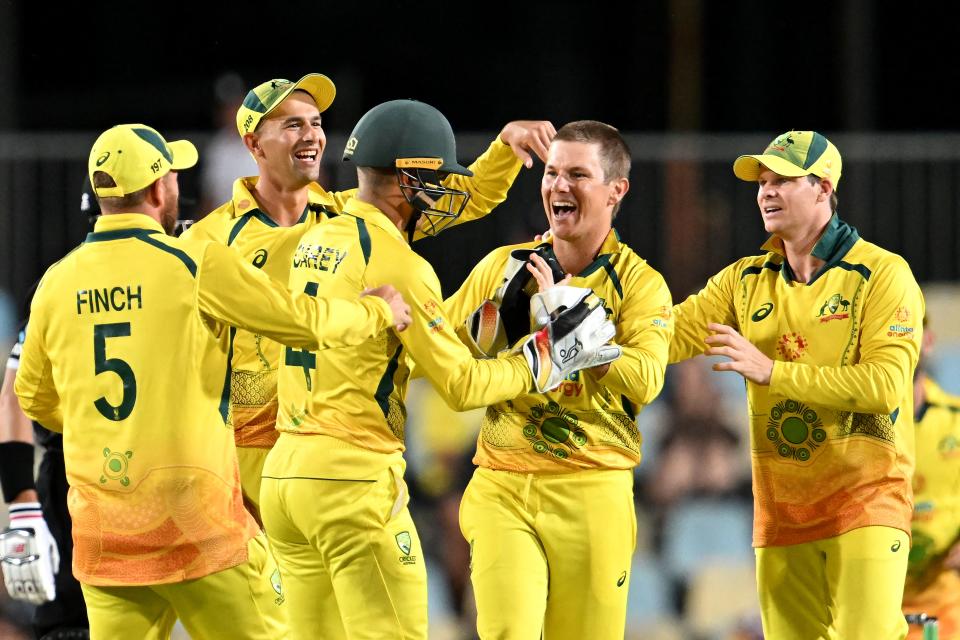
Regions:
[[522, 288, 621, 392], [1, 502, 59, 604]]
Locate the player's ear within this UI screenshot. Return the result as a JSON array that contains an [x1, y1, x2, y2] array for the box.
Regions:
[[608, 177, 629, 207], [242, 132, 262, 157]]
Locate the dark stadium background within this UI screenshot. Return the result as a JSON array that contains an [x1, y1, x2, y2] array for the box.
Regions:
[[2, 1, 958, 307]]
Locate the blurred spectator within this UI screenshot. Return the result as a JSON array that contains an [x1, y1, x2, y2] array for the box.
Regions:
[[198, 72, 257, 216], [646, 355, 749, 510]]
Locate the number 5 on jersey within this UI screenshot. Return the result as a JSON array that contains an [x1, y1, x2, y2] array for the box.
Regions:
[[93, 322, 137, 421]]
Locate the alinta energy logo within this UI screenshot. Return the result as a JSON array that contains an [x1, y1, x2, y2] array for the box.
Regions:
[[817, 293, 850, 323], [523, 400, 587, 460], [888, 306, 915, 338], [766, 399, 826, 462]]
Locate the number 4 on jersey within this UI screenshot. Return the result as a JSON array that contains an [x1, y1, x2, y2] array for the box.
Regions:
[[284, 282, 319, 390]]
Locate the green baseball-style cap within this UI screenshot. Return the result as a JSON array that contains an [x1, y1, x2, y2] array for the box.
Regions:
[[733, 130, 842, 188], [236, 73, 336, 136]]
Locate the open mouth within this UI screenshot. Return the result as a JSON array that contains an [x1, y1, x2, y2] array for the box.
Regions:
[[763, 205, 782, 215], [551, 200, 578, 220], [294, 149, 318, 163]]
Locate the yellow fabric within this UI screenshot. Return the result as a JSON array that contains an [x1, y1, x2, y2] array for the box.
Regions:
[[183, 138, 522, 457], [755, 526, 909, 640], [444, 230, 673, 473], [260, 435, 426, 640], [237, 445, 270, 518], [15, 214, 390, 585], [459, 467, 636, 639], [275, 197, 532, 479], [671, 216, 924, 547], [903, 378, 960, 639], [81, 534, 286, 640]]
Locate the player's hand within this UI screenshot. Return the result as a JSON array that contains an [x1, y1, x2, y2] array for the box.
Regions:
[[523, 287, 621, 392], [499, 121, 557, 168], [1, 502, 59, 604], [704, 323, 773, 385], [362, 285, 411, 332], [527, 252, 571, 293], [533, 229, 553, 243]]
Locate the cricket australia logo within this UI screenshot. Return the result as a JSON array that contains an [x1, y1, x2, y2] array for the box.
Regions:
[[523, 400, 586, 460], [396, 531, 417, 565], [766, 399, 826, 463], [817, 293, 850, 323], [270, 569, 285, 605]]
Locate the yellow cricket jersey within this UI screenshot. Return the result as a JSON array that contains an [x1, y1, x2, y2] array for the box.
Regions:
[[671, 214, 924, 547], [904, 378, 960, 593], [14, 214, 392, 586], [275, 197, 533, 480], [444, 230, 673, 472], [185, 138, 522, 450]]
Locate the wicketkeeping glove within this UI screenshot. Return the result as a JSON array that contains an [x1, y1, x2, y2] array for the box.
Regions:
[[1, 502, 59, 604], [496, 246, 565, 345], [522, 287, 621, 392]]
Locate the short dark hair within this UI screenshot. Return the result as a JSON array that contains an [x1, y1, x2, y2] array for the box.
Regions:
[[806, 174, 839, 212], [554, 120, 631, 183], [92, 171, 149, 211]]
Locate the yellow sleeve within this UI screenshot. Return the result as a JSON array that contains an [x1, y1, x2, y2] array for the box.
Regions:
[[394, 257, 532, 411], [180, 211, 229, 244], [669, 262, 740, 363], [14, 287, 64, 432], [412, 138, 523, 240], [600, 268, 673, 407], [326, 188, 359, 214], [769, 259, 924, 414], [196, 241, 392, 351]]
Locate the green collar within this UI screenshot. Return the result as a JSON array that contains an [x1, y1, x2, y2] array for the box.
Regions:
[[761, 213, 860, 284]]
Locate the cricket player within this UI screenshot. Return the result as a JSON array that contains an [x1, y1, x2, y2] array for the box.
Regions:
[[184, 73, 556, 519], [670, 130, 924, 639], [13, 123, 410, 639], [903, 317, 960, 640], [260, 100, 618, 640], [445, 120, 673, 639]]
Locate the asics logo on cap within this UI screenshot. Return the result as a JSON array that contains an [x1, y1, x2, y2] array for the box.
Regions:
[[95, 152, 110, 167]]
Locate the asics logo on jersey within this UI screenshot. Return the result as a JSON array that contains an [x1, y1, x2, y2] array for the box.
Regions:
[[252, 249, 268, 269], [559, 339, 582, 364], [891, 540, 901, 552], [752, 302, 774, 322], [617, 571, 627, 587]]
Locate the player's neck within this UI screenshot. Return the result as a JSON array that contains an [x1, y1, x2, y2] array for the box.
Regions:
[[552, 229, 608, 277], [356, 189, 410, 238], [250, 177, 309, 227], [779, 213, 831, 284]]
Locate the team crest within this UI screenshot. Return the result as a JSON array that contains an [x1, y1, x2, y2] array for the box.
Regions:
[[395, 531, 417, 565], [270, 569, 285, 605], [817, 293, 850, 323]]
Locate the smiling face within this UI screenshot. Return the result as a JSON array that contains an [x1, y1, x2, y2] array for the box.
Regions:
[[541, 140, 628, 245], [756, 168, 831, 239], [247, 91, 325, 188]]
